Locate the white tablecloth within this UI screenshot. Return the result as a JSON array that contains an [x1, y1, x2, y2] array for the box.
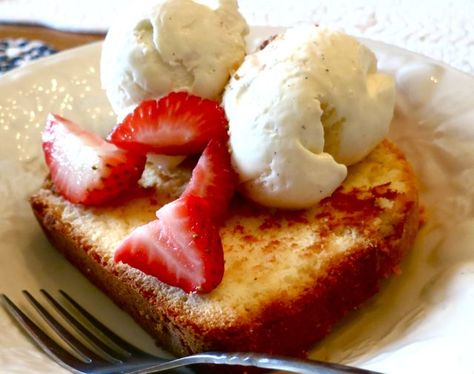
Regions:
[[0, 0, 472, 75]]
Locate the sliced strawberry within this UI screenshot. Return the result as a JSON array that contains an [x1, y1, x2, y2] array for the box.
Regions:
[[182, 139, 237, 220], [42, 114, 146, 205], [114, 194, 224, 293], [107, 92, 228, 155]]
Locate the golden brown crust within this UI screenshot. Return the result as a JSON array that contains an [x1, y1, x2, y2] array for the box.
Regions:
[[30, 139, 420, 360], [30, 197, 195, 356]]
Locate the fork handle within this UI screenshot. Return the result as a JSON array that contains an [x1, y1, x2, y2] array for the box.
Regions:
[[119, 352, 382, 374]]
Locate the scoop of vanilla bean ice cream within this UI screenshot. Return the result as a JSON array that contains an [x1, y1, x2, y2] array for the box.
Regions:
[[223, 26, 395, 209], [101, 0, 248, 118]]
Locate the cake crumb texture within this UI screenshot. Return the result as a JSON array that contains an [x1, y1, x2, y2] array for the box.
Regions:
[[30, 139, 419, 358]]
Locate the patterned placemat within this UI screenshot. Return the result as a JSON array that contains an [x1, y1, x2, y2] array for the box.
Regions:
[[0, 38, 56, 75]]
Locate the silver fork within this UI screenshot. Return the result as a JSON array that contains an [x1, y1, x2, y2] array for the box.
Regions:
[[0, 290, 381, 374]]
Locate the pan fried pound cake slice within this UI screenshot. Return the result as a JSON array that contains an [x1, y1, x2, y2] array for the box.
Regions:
[[30, 139, 419, 358]]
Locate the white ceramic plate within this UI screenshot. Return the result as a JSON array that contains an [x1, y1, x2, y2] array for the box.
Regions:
[[1, 27, 474, 374]]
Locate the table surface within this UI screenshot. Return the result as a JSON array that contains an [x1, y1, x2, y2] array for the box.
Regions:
[[0, 24, 104, 50]]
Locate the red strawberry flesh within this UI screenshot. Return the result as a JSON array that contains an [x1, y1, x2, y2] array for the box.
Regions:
[[42, 114, 146, 205], [182, 139, 237, 220], [114, 195, 224, 293], [107, 92, 228, 155]]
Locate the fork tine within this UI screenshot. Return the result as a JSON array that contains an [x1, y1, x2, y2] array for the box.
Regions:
[[41, 290, 126, 362], [23, 290, 111, 365], [59, 289, 153, 357], [1, 294, 87, 373]]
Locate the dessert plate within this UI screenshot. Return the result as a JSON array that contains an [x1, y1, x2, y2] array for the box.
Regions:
[[0, 26, 473, 374]]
